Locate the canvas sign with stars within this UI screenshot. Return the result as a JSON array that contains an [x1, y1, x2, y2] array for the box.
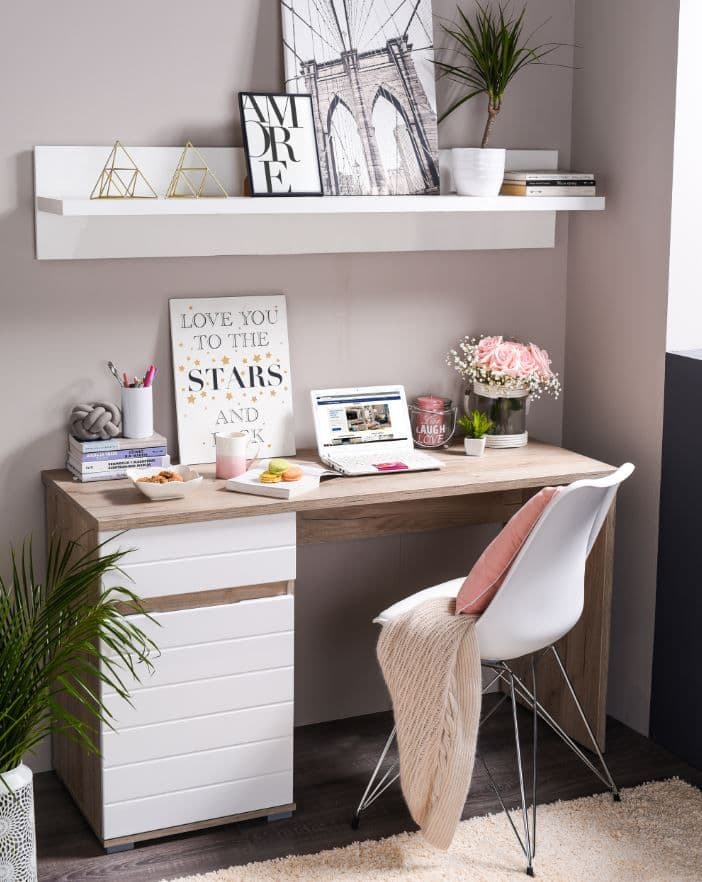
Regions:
[[169, 295, 295, 464]]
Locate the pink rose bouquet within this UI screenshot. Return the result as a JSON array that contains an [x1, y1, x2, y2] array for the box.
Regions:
[[447, 335, 561, 400]]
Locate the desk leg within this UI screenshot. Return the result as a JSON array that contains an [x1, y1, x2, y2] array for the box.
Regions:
[[511, 501, 616, 752]]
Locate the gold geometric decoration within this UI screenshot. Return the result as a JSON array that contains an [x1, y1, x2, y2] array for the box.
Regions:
[[165, 141, 229, 198], [90, 141, 158, 199]]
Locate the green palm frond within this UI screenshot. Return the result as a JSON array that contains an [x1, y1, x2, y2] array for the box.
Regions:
[[435, 2, 572, 146], [0, 534, 158, 782]]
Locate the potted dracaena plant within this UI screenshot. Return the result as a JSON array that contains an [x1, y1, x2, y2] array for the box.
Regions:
[[0, 535, 157, 882], [435, 2, 569, 195], [458, 410, 494, 456]]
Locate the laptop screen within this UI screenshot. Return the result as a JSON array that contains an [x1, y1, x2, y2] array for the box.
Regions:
[[312, 388, 411, 450]]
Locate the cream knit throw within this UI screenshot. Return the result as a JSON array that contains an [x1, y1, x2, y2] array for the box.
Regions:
[[377, 598, 481, 850]]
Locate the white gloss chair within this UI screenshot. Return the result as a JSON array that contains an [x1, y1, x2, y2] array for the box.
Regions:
[[353, 464, 634, 877]]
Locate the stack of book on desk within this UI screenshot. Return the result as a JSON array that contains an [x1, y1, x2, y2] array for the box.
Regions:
[[67, 432, 170, 482], [501, 171, 596, 197]]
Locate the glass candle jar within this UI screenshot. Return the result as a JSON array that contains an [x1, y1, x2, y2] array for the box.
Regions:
[[409, 395, 457, 448]]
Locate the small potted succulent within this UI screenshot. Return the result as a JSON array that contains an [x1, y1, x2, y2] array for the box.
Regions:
[[459, 410, 493, 456], [435, 2, 569, 195]]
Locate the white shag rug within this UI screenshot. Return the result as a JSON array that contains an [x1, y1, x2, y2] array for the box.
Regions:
[[164, 779, 702, 882]]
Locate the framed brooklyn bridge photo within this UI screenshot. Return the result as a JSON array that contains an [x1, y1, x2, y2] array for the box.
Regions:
[[281, 0, 440, 196], [239, 92, 324, 196]]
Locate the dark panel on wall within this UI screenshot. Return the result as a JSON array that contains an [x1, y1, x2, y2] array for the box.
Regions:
[[650, 352, 702, 768]]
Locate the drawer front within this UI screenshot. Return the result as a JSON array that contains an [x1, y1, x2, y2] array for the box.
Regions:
[[103, 701, 294, 767], [105, 630, 294, 695], [104, 594, 294, 655], [104, 735, 293, 803], [100, 594, 295, 837], [105, 666, 294, 729], [101, 546, 295, 599], [103, 770, 293, 840], [98, 513, 296, 564]]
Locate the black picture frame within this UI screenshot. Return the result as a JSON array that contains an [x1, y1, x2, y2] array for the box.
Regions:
[[239, 92, 324, 197]]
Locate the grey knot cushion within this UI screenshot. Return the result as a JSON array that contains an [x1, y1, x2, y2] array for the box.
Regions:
[[70, 402, 122, 441]]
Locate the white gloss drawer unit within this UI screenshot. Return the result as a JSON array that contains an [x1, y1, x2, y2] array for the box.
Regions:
[[44, 484, 296, 851]]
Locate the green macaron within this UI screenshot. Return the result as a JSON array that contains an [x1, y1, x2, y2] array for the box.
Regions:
[[267, 458, 291, 475]]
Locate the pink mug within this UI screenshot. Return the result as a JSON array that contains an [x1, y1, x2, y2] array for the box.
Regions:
[[215, 431, 261, 479]]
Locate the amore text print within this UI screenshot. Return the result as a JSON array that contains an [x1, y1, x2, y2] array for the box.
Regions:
[[239, 93, 322, 195]]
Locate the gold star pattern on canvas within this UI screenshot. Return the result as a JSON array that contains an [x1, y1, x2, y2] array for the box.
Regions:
[[253, 354, 261, 363], [266, 352, 272, 359], [200, 390, 207, 398], [194, 359, 200, 366], [222, 355, 230, 365], [270, 390, 277, 397], [178, 365, 185, 372], [251, 395, 258, 403], [187, 394, 196, 404], [226, 392, 233, 400]]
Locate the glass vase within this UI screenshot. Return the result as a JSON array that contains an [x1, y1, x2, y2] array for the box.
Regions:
[[465, 381, 529, 448]]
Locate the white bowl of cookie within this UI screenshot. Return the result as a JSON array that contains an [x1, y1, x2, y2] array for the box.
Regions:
[[127, 465, 203, 501]]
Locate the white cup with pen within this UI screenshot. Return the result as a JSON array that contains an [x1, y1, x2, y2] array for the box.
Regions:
[[108, 361, 157, 439]]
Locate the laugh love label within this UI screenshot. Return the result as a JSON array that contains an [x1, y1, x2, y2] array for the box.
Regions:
[[169, 295, 295, 464]]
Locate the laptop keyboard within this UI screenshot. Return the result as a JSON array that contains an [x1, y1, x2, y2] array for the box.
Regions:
[[333, 451, 442, 472]]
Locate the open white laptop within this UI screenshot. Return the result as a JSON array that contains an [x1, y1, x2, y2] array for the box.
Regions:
[[310, 385, 443, 476]]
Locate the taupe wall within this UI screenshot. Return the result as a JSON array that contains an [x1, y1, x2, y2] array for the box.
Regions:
[[0, 1, 575, 770], [565, 0, 679, 733]]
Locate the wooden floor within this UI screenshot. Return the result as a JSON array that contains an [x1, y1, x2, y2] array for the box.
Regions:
[[37, 702, 702, 882]]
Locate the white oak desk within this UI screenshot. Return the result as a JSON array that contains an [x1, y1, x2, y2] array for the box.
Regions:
[[43, 441, 616, 849]]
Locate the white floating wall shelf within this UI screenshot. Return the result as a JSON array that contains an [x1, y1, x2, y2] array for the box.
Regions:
[[34, 147, 604, 260]]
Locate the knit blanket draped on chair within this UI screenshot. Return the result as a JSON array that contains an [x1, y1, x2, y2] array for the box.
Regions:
[[377, 598, 482, 850]]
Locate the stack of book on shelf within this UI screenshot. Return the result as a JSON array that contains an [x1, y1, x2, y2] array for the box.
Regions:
[[500, 171, 596, 197], [67, 432, 169, 482]]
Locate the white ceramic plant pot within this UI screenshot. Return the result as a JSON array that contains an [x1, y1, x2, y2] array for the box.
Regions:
[[464, 437, 487, 457], [452, 148, 506, 196], [0, 764, 37, 882]]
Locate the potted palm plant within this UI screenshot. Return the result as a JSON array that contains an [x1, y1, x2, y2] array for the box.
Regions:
[[435, 2, 569, 195], [0, 535, 157, 881], [458, 410, 494, 456]]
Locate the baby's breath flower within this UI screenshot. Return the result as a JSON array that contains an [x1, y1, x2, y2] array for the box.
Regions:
[[447, 334, 561, 401]]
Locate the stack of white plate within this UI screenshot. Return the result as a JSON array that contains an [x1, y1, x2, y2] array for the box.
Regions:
[[485, 432, 528, 449]]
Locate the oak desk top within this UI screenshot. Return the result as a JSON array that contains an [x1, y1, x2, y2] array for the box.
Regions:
[[42, 442, 615, 532]]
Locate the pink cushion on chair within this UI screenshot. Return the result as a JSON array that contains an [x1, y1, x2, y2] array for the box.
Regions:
[[455, 486, 562, 615]]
